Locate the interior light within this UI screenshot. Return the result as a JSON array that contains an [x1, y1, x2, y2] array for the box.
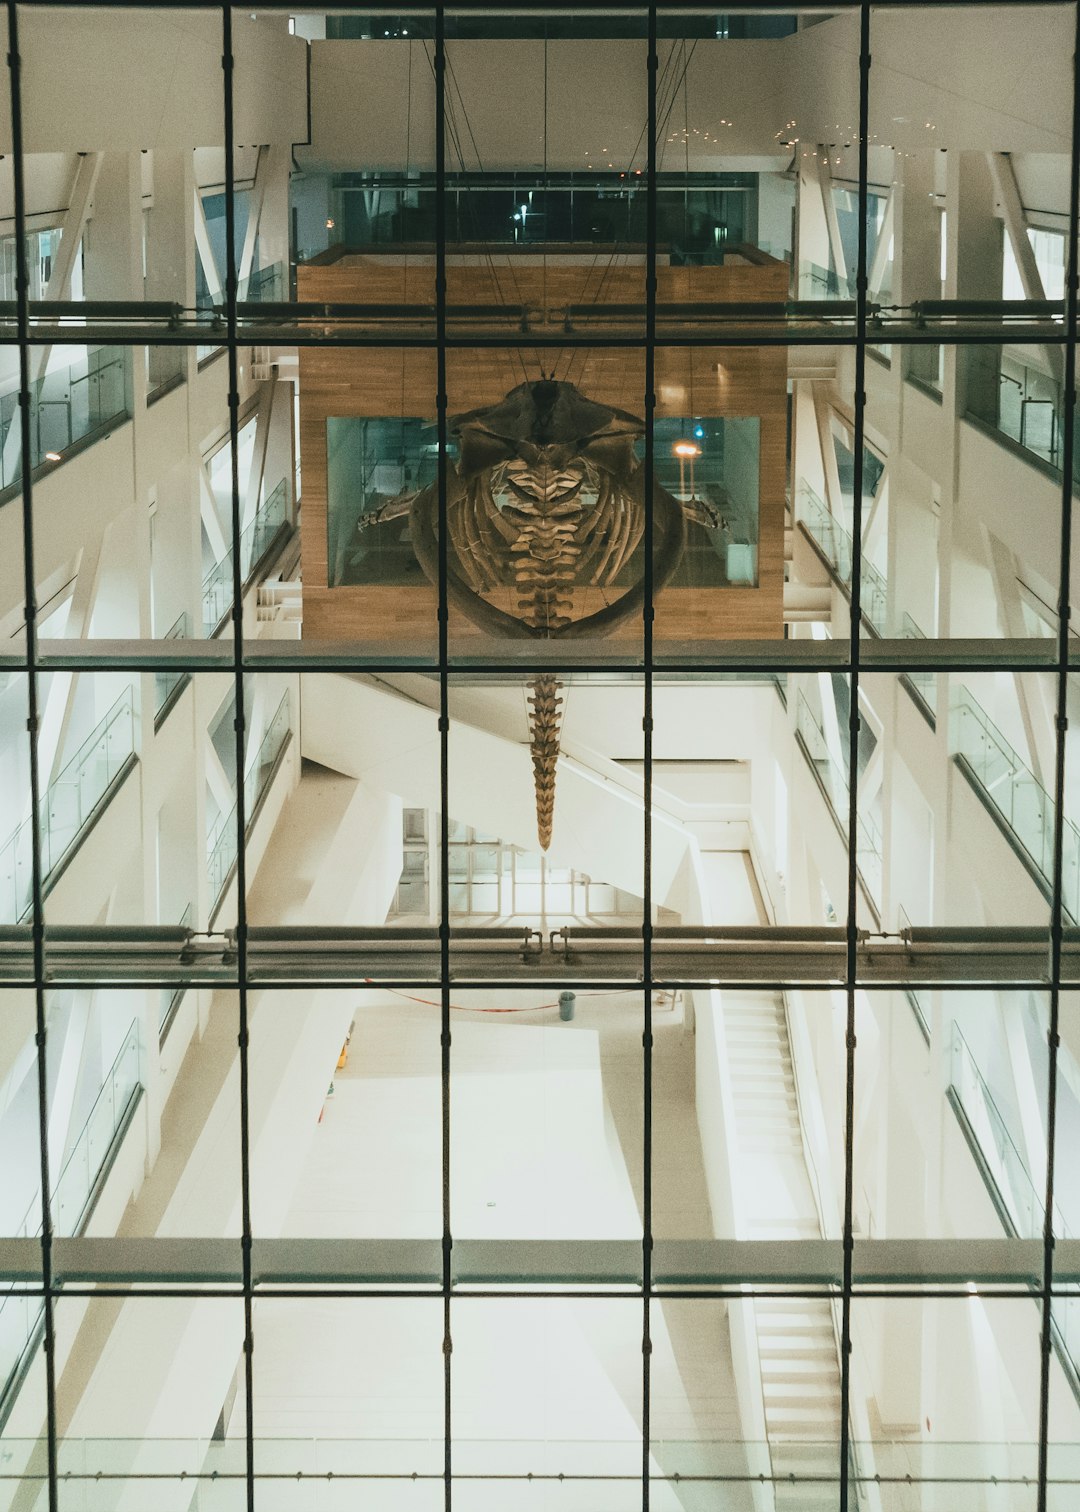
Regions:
[[325, 217, 335, 230], [44, 451, 61, 462], [673, 442, 700, 459], [693, 424, 705, 440]]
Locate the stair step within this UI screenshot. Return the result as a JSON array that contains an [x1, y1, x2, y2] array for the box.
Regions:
[[772, 1437, 841, 1455], [729, 1059, 794, 1075], [763, 1382, 842, 1403], [766, 1407, 844, 1428], [757, 1324, 836, 1343], [741, 1139, 806, 1152], [761, 1362, 841, 1382], [753, 1288, 828, 1300]]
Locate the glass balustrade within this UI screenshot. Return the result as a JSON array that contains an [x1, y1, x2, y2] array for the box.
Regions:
[[207, 691, 291, 907], [949, 1021, 1045, 1241], [963, 348, 1080, 486], [899, 612, 937, 723], [795, 691, 883, 905], [238, 260, 285, 303], [0, 686, 137, 923], [0, 1434, 1063, 1506], [948, 1021, 1080, 1392], [0, 346, 131, 492], [796, 481, 888, 634], [202, 478, 289, 636], [153, 611, 190, 721], [949, 684, 1076, 915], [158, 903, 193, 1033], [145, 344, 185, 403], [0, 1019, 141, 1404]]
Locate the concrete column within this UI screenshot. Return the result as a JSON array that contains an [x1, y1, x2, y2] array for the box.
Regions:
[[145, 152, 197, 307], [83, 151, 142, 302]]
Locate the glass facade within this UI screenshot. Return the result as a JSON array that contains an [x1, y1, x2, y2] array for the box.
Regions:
[[1, 2, 1080, 1510]]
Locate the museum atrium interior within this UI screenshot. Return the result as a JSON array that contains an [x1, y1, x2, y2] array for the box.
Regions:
[[2, 1, 1080, 1508]]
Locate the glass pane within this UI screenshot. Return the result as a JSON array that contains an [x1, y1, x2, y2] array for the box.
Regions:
[[250, 986, 441, 1241], [449, 987, 643, 1242]]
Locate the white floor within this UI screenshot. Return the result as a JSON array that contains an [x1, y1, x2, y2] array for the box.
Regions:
[[246, 974, 752, 1509]]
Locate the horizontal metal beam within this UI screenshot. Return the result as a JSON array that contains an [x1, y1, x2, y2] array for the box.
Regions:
[[0, 1236, 1064, 1288], [0, 924, 1071, 988], [0, 637, 1067, 675]]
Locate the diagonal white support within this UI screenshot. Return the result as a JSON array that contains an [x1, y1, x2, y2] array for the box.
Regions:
[[867, 187, 894, 299], [986, 152, 1063, 385], [39, 537, 104, 789], [1, 153, 104, 482], [237, 146, 269, 292], [817, 146, 849, 292], [194, 189, 224, 305], [863, 462, 889, 556], [46, 991, 91, 1177], [200, 461, 230, 564], [1000, 995, 1048, 1196], [986, 532, 1056, 787], [242, 380, 276, 533], [811, 382, 846, 522]]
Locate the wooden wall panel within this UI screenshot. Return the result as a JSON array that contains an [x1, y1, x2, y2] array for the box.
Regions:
[[297, 253, 789, 646]]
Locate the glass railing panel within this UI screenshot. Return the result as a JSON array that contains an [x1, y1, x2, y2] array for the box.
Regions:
[[950, 1022, 1040, 1239], [0, 1435, 1063, 1503], [0, 347, 133, 490], [158, 904, 192, 1032], [153, 612, 190, 717], [951, 683, 1070, 915], [0, 1020, 141, 1406], [145, 344, 185, 402], [202, 478, 289, 636], [238, 260, 285, 303], [207, 691, 291, 906], [50, 1018, 141, 1235], [244, 690, 291, 825], [964, 347, 1067, 477], [0, 686, 136, 924], [899, 613, 936, 721], [39, 687, 135, 882], [795, 691, 882, 906], [796, 480, 889, 637]]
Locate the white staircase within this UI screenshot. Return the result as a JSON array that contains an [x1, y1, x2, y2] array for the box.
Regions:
[[257, 578, 303, 624], [723, 994, 845, 1511]]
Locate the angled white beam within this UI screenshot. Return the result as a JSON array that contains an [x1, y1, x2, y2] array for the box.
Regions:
[[867, 186, 894, 298], [193, 189, 224, 304], [986, 533, 1056, 787], [986, 152, 1063, 385], [46, 991, 91, 1177], [858, 737, 884, 811], [1000, 996, 1048, 1196], [40, 538, 104, 789], [1, 153, 103, 481], [200, 462, 230, 563], [863, 463, 889, 556], [204, 738, 236, 821], [811, 382, 846, 523], [815, 671, 848, 777], [817, 146, 849, 292], [242, 380, 275, 533], [237, 145, 269, 291]]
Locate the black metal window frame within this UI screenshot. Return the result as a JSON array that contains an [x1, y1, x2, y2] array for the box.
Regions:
[[3, 5, 1080, 1512]]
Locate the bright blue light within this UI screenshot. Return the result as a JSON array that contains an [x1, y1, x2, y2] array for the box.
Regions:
[[693, 424, 705, 440]]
